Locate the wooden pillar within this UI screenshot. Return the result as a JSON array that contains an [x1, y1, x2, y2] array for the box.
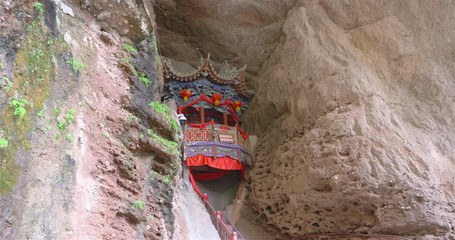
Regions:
[[200, 107, 205, 123], [223, 112, 228, 125]]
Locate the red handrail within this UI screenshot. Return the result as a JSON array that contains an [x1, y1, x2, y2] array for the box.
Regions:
[[202, 194, 243, 240]]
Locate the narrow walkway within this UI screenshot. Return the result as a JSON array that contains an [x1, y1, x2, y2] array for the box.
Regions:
[[201, 194, 244, 240], [172, 180, 221, 240]]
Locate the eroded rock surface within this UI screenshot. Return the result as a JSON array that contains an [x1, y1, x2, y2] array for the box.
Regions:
[[242, 1, 455, 238], [154, 0, 296, 77], [156, 0, 455, 238]]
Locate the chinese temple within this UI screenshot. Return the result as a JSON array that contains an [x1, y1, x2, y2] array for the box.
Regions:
[[162, 56, 252, 220]]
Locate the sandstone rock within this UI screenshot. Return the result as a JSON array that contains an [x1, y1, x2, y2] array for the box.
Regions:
[[242, 1, 455, 238], [74, 0, 155, 42], [154, 0, 296, 76]]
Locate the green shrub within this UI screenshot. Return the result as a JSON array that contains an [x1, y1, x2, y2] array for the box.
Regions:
[[148, 101, 179, 131], [57, 108, 76, 131], [1, 76, 12, 93], [0, 138, 8, 148], [163, 176, 171, 184], [122, 43, 137, 54], [10, 98, 29, 118], [134, 199, 144, 210], [68, 58, 84, 73], [147, 129, 179, 155], [65, 133, 73, 142], [37, 108, 45, 119], [34, 2, 44, 15], [127, 114, 138, 122], [139, 72, 151, 87]]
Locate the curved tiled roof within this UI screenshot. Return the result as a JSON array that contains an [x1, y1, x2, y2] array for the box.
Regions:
[[163, 55, 252, 98]]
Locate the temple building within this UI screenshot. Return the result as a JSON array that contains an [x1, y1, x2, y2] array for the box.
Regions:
[[162, 56, 252, 236]]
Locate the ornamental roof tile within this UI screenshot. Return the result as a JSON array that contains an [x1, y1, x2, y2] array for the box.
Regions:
[[163, 55, 252, 98]]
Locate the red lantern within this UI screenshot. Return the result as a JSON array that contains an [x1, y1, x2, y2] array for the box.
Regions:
[[180, 89, 192, 102], [232, 100, 242, 112], [211, 93, 222, 106]]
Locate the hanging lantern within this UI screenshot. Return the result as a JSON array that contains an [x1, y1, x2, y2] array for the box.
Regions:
[[232, 100, 242, 112], [180, 89, 192, 102], [211, 93, 222, 106]]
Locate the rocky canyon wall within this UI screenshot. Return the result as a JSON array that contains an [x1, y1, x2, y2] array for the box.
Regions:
[[244, 1, 455, 238], [156, 0, 455, 239], [0, 0, 219, 239]]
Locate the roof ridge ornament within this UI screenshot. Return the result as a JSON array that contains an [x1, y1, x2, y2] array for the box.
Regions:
[[163, 54, 251, 98]]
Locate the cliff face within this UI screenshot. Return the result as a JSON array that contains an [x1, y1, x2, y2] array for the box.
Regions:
[[156, 0, 455, 238], [0, 1, 218, 239], [0, 0, 454, 239], [243, 1, 455, 237]]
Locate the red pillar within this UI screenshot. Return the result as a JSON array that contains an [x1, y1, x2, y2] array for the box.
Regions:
[[200, 107, 205, 123]]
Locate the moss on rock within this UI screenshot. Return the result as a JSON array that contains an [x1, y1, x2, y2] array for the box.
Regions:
[[0, 2, 60, 194]]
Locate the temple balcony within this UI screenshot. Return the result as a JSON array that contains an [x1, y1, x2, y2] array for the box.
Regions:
[[183, 122, 252, 167]]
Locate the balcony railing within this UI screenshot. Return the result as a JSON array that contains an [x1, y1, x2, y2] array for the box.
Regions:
[[183, 123, 252, 166]]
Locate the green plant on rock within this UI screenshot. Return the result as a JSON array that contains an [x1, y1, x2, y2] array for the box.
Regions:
[[34, 2, 44, 16], [127, 114, 138, 122], [0, 138, 8, 148], [66, 108, 76, 122], [162, 175, 171, 185], [122, 43, 138, 54], [147, 128, 153, 136], [0, 0, 56, 194], [150, 33, 161, 66], [57, 108, 76, 131], [1, 76, 12, 93], [37, 108, 45, 119], [133, 199, 144, 210], [53, 107, 61, 118], [65, 133, 73, 142], [119, 57, 138, 77], [147, 128, 179, 155], [10, 98, 29, 118], [148, 101, 179, 132], [68, 58, 84, 73], [139, 72, 151, 87]]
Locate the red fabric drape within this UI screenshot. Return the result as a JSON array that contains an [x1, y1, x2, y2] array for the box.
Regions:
[[188, 171, 208, 200], [186, 155, 243, 170], [190, 169, 230, 181]]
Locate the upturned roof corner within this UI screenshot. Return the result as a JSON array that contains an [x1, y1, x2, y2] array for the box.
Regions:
[[163, 55, 252, 98]]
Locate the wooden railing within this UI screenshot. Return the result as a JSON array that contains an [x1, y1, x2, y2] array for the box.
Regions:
[[184, 123, 250, 152]]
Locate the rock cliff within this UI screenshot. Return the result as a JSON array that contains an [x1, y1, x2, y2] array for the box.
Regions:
[[156, 0, 455, 239], [0, 0, 454, 239], [0, 1, 218, 239]]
